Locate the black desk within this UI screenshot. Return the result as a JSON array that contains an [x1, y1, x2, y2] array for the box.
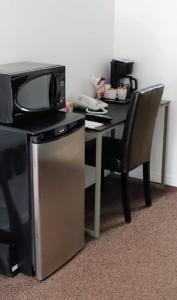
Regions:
[[85, 103, 129, 238], [85, 100, 170, 238], [85, 102, 129, 132]]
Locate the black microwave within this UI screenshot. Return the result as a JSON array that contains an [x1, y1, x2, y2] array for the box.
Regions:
[[0, 61, 65, 124]]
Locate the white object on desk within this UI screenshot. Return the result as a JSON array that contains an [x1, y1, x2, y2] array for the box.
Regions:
[[85, 120, 103, 129], [73, 95, 108, 114], [104, 88, 117, 100], [117, 86, 127, 100], [105, 85, 127, 100]]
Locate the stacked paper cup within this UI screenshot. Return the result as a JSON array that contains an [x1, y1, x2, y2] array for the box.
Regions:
[[104, 84, 117, 99]]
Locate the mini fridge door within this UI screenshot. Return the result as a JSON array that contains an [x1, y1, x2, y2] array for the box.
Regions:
[[31, 126, 85, 280]]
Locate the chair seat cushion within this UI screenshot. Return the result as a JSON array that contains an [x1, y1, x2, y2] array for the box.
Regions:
[[85, 136, 122, 172]]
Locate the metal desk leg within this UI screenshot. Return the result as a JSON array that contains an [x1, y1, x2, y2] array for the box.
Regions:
[[161, 105, 169, 186], [93, 132, 102, 238], [110, 129, 116, 176], [85, 132, 102, 238]]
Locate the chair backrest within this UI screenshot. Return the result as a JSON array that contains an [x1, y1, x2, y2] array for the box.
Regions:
[[121, 84, 164, 172]]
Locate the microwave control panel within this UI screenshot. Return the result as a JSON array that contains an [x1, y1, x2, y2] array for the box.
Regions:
[[55, 70, 65, 109]]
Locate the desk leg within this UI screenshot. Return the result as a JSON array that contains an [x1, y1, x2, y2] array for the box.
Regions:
[[85, 132, 102, 238], [161, 105, 169, 186], [110, 129, 116, 176], [93, 132, 102, 238]]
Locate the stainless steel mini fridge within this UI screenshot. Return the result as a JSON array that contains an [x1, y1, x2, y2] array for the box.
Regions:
[[0, 111, 85, 280], [30, 114, 85, 280]]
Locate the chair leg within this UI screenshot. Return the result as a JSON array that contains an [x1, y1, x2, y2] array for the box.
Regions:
[[143, 161, 152, 207], [121, 172, 131, 223]]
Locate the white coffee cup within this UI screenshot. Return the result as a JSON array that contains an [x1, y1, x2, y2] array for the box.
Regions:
[[105, 88, 117, 100], [117, 87, 127, 100]]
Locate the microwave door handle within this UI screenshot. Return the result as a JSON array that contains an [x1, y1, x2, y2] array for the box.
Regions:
[[49, 75, 53, 105], [49, 75, 56, 106], [53, 76, 57, 105]]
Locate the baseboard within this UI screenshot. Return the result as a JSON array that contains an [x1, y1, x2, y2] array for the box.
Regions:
[[130, 169, 177, 187], [164, 174, 177, 187]]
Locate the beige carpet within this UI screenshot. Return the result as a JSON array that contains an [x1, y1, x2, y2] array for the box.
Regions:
[[1, 176, 177, 300]]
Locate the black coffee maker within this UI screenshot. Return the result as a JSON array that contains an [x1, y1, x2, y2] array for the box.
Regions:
[[110, 59, 138, 97]]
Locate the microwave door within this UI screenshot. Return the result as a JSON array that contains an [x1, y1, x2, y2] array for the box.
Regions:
[[16, 74, 52, 111]]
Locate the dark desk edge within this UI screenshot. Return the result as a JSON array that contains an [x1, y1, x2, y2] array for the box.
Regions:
[[85, 100, 170, 132]]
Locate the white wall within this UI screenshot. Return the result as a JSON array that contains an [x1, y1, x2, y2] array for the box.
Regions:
[[2, 0, 175, 186], [114, 0, 177, 186], [0, 0, 115, 99]]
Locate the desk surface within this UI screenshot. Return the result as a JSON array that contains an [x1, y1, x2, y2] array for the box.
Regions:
[[85, 103, 129, 132], [85, 100, 170, 132]]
